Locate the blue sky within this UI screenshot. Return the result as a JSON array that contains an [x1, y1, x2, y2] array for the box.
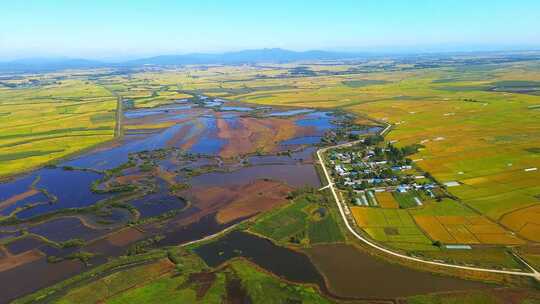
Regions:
[[1, 0, 539, 60]]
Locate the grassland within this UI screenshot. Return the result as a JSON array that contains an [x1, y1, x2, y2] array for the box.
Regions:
[[227, 260, 331, 304], [6, 61, 538, 223]]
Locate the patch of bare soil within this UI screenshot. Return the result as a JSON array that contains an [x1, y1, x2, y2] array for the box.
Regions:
[[216, 179, 292, 224], [0, 248, 43, 272], [187, 271, 217, 300], [104, 227, 145, 247]]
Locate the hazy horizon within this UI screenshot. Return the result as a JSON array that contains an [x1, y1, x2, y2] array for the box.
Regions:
[[2, 0, 540, 61]]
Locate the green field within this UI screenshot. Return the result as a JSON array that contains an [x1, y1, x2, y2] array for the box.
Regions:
[[308, 211, 344, 244], [250, 196, 310, 242], [409, 199, 477, 216], [416, 248, 524, 270], [393, 191, 421, 209], [351, 207, 436, 251], [57, 259, 179, 304], [250, 193, 344, 245]]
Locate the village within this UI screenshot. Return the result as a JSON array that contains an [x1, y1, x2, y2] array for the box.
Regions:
[[327, 135, 444, 209]]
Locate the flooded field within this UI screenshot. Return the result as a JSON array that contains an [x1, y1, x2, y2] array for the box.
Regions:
[[0, 256, 84, 301], [28, 217, 106, 242], [0, 168, 110, 219], [189, 163, 320, 188], [0, 97, 371, 302], [305, 244, 488, 298], [5, 237, 44, 255]]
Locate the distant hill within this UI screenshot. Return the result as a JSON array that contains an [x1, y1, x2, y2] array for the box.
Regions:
[[0, 48, 368, 72], [125, 48, 364, 65], [3, 49, 540, 73]]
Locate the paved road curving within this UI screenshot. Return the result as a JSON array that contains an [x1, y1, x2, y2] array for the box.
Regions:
[[316, 123, 540, 281]]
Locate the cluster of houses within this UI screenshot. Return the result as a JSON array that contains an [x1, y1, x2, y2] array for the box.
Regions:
[[328, 148, 438, 198]]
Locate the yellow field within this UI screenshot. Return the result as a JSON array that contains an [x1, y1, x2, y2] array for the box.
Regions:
[[376, 192, 399, 209], [414, 215, 524, 245], [414, 216, 454, 243], [500, 204, 540, 241], [0, 77, 117, 177]]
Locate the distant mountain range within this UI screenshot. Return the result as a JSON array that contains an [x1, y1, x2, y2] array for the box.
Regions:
[[3, 48, 539, 73], [0, 48, 366, 72], [125, 48, 364, 65]]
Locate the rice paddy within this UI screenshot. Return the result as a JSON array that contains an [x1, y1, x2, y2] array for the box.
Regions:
[[500, 204, 540, 242], [350, 207, 435, 251], [0, 78, 117, 177], [375, 192, 399, 209], [413, 215, 524, 245]]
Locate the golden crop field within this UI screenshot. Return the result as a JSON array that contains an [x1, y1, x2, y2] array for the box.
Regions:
[[376, 192, 400, 209], [500, 204, 540, 242], [0, 77, 117, 178], [413, 215, 523, 245]]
